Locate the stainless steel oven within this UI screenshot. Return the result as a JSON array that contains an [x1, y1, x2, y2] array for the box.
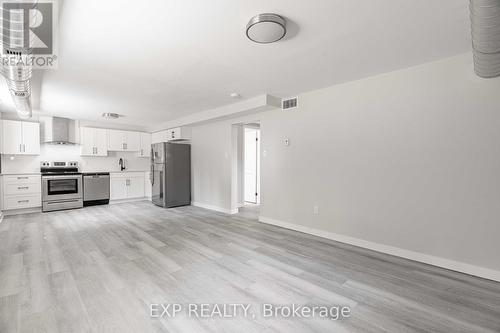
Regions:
[[42, 174, 82, 200], [41, 161, 83, 212]]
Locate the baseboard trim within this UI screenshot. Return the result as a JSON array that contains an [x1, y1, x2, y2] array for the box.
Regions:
[[2, 207, 42, 216], [109, 197, 149, 205], [259, 216, 500, 283], [192, 202, 238, 215]]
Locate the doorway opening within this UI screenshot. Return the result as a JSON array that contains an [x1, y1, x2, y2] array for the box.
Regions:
[[231, 121, 261, 220], [244, 124, 260, 205]]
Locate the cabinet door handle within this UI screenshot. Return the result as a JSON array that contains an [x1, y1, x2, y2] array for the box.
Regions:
[[19, 144, 22, 152], [23, 144, 26, 152], [18, 200, 29, 203], [18, 186, 29, 190]]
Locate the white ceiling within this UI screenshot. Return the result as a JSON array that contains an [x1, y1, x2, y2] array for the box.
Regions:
[[0, 0, 471, 129]]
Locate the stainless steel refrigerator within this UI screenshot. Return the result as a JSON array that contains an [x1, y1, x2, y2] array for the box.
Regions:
[[151, 142, 191, 208]]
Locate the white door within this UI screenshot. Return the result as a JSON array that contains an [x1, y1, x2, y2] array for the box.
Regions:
[[127, 176, 145, 198], [94, 128, 108, 156], [80, 127, 95, 156], [125, 131, 141, 151], [244, 128, 260, 204], [2, 120, 23, 154], [140, 133, 152, 157], [144, 171, 152, 199], [166, 127, 181, 141], [108, 130, 125, 151], [110, 178, 127, 200], [21, 122, 40, 155]]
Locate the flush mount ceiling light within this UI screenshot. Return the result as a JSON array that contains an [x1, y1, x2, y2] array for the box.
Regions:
[[246, 13, 287, 44], [470, 0, 500, 78], [102, 113, 121, 119]]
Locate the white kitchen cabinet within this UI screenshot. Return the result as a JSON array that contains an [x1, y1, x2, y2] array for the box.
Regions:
[[107, 130, 122, 151], [110, 178, 128, 200], [127, 176, 145, 198], [139, 132, 152, 157], [2, 120, 40, 155], [144, 171, 152, 199], [108, 130, 141, 152], [110, 172, 145, 200], [167, 127, 181, 141], [2, 174, 41, 211], [151, 130, 167, 144], [80, 127, 108, 156], [151, 127, 190, 143], [2, 120, 22, 154]]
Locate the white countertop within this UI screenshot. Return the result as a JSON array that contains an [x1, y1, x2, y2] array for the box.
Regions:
[[84, 170, 148, 173], [1, 170, 149, 176], [1, 172, 41, 176]]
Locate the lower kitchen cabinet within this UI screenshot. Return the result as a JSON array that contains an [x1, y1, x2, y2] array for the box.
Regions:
[[2, 174, 42, 211], [144, 171, 152, 199], [110, 172, 145, 200]]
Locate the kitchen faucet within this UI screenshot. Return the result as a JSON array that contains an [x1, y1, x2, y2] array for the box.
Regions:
[[119, 158, 126, 171]]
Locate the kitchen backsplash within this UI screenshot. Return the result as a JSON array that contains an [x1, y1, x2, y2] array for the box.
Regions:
[[1, 144, 150, 174]]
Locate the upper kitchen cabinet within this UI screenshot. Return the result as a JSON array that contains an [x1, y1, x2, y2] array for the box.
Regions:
[[80, 127, 108, 156], [108, 130, 141, 152], [139, 132, 151, 158], [151, 127, 191, 143], [2, 120, 40, 155]]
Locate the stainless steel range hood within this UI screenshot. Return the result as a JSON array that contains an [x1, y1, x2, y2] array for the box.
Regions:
[[40, 116, 79, 145]]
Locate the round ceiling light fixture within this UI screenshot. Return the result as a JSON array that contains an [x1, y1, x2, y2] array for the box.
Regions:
[[102, 113, 121, 119], [246, 13, 287, 44]]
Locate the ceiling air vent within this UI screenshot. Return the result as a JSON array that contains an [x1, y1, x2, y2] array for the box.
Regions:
[[282, 97, 298, 110]]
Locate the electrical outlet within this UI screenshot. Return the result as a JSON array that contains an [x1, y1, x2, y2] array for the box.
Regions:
[[313, 206, 319, 215]]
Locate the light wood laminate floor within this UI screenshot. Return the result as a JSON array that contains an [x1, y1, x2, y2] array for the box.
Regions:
[[0, 201, 499, 332]]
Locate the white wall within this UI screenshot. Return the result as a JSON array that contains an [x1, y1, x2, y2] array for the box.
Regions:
[[190, 53, 500, 278], [1, 144, 149, 174], [191, 121, 233, 212]]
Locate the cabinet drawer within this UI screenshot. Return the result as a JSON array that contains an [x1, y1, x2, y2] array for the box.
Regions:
[[4, 195, 41, 210], [3, 175, 40, 184], [111, 172, 145, 179], [4, 182, 41, 195]]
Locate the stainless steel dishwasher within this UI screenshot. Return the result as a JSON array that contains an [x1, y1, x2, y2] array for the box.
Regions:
[[83, 172, 110, 206]]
